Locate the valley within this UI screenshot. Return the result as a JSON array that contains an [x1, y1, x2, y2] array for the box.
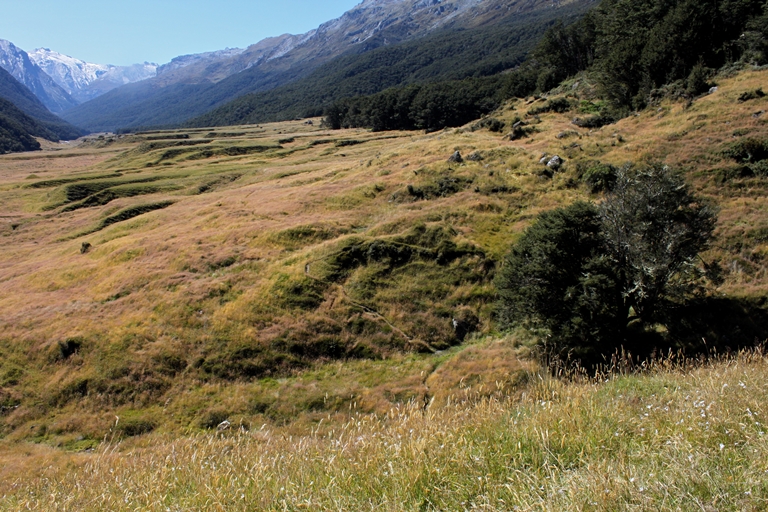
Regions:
[[1, 66, 767, 427], [0, 62, 767, 508]]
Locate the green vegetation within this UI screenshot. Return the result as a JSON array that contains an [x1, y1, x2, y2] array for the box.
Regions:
[[324, 0, 768, 132], [0, 66, 84, 141], [0, 98, 41, 154], [496, 165, 718, 361], [1, 36, 768, 509], [534, 0, 768, 110], [3, 351, 768, 510]]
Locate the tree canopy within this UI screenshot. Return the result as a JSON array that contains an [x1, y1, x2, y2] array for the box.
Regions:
[[496, 165, 717, 360]]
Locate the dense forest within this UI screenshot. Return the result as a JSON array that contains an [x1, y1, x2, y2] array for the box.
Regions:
[[324, 0, 768, 131], [0, 97, 42, 153]]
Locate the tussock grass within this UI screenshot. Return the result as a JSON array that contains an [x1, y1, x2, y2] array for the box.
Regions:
[[1, 351, 767, 510], [1, 70, 768, 450]]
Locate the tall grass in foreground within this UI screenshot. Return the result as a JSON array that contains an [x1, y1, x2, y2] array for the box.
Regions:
[[3, 351, 768, 511]]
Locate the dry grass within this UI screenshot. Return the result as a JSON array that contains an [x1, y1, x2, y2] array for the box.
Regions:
[[1, 351, 766, 510], [0, 68, 767, 450]]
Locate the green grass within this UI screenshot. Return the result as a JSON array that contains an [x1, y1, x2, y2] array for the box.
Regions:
[[2, 351, 767, 510]]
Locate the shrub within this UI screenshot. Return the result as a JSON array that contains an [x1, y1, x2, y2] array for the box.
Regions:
[[572, 115, 615, 129], [527, 97, 573, 116], [580, 162, 617, 193], [685, 63, 713, 96], [497, 164, 717, 360], [737, 88, 765, 102], [600, 165, 717, 322], [496, 201, 623, 358], [116, 417, 156, 437], [722, 138, 768, 163], [472, 118, 506, 133]]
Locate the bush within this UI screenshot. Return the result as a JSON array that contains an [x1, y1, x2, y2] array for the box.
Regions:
[[472, 118, 506, 133], [600, 165, 717, 322], [496, 202, 623, 358], [685, 63, 713, 96], [722, 138, 768, 163], [580, 162, 617, 193], [497, 164, 717, 360], [527, 97, 573, 116]]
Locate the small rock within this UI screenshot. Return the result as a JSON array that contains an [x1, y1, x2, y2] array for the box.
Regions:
[[217, 420, 231, 432], [539, 155, 550, 164], [448, 151, 463, 163], [466, 151, 484, 162], [753, 110, 765, 118], [546, 156, 563, 169], [512, 121, 526, 129], [708, 86, 718, 95], [80, 242, 92, 254]]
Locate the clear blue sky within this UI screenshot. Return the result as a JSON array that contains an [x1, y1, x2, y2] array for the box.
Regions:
[[0, 0, 362, 66]]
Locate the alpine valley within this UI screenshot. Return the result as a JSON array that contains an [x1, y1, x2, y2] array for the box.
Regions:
[[1, 0, 768, 509]]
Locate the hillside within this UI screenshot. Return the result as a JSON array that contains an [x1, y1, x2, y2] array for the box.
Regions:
[[0, 66, 85, 141], [60, 0, 593, 133], [3, 351, 766, 510], [0, 39, 79, 113], [1, 67, 767, 446], [186, 1, 591, 128], [0, 97, 42, 154]]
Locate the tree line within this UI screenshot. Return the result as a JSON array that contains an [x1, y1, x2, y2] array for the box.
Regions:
[[324, 0, 768, 131]]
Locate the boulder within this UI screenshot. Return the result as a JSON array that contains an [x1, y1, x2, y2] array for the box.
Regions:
[[546, 156, 563, 169], [448, 150, 463, 163]]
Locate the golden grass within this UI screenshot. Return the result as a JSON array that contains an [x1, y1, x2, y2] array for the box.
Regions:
[[1, 351, 766, 510], [0, 68, 767, 449]]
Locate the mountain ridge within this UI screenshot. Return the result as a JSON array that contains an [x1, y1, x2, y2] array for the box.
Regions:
[[0, 39, 79, 113], [29, 48, 158, 103], [62, 0, 587, 133]]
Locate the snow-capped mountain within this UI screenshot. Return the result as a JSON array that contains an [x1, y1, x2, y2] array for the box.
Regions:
[[29, 48, 157, 103], [63, 0, 588, 132], [0, 39, 78, 113]]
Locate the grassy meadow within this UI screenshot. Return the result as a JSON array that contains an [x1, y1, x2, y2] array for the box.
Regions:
[[1, 351, 767, 510], [0, 68, 767, 509]]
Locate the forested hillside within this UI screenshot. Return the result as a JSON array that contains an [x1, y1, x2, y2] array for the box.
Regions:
[[185, 1, 593, 128], [0, 67, 84, 141], [0, 97, 42, 153], [324, 0, 768, 132]]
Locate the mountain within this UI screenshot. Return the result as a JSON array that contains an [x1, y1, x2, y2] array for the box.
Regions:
[[28, 48, 157, 103], [0, 39, 79, 113], [187, 0, 593, 128], [0, 96, 42, 153], [61, 0, 589, 133], [0, 65, 85, 140]]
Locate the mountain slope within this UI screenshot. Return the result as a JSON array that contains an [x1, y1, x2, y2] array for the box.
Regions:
[[61, 0, 589, 133], [29, 48, 157, 103], [0, 66, 85, 140], [0, 97, 42, 153], [0, 39, 79, 113], [187, 0, 592, 128]]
